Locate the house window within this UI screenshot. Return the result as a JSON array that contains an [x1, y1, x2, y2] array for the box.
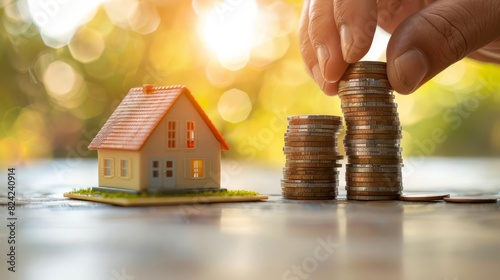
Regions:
[[186, 121, 195, 148], [191, 159, 204, 178], [103, 158, 114, 177], [120, 159, 130, 178], [165, 160, 173, 178], [167, 121, 176, 148], [152, 160, 159, 178]]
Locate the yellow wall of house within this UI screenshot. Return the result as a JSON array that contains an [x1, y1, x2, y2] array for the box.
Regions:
[[97, 150, 143, 191], [139, 93, 222, 190]]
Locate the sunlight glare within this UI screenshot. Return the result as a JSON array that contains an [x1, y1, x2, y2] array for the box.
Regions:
[[200, 0, 258, 71], [25, 0, 103, 48]]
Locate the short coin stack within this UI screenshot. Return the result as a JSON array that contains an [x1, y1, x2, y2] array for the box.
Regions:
[[281, 115, 343, 200], [338, 61, 403, 201]]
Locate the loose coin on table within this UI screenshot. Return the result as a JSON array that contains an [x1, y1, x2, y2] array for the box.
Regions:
[[444, 197, 498, 203], [399, 193, 450, 202]]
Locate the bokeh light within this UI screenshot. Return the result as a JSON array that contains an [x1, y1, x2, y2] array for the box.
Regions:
[[69, 27, 105, 63], [218, 88, 253, 124]]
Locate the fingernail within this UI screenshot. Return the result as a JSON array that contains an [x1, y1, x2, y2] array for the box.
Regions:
[[340, 26, 354, 63], [394, 48, 429, 93], [316, 44, 330, 81]]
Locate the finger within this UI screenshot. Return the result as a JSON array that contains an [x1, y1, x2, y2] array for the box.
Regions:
[[308, 0, 348, 83], [299, 0, 316, 78], [376, 0, 426, 33], [386, 0, 500, 94], [299, 0, 339, 95], [334, 0, 378, 63]]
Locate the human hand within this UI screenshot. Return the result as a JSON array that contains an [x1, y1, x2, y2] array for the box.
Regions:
[[299, 0, 500, 95]]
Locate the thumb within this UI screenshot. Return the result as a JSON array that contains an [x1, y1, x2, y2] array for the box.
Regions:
[[386, 0, 500, 94]]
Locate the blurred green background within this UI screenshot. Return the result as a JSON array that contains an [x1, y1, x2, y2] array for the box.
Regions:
[[1, 0, 500, 168]]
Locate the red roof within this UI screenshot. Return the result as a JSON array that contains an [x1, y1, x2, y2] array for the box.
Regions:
[[88, 85, 229, 151]]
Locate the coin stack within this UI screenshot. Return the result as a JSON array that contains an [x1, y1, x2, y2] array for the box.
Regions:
[[338, 61, 403, 201], [281, 115, 343, 200]]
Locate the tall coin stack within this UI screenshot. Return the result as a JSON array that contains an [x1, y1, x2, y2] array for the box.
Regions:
[[281, 115, 343, 200], [338, 61, 403, 201]]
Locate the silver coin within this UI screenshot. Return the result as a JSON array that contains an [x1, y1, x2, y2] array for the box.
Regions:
[[339, 79, 391, 88], [288, 124, 343, 129], [343, 139, 401, 145], [341, 102, 397, 108], [283, 147, 337, 152], [281, 182, 339, 188], [344, 143, 399, 149], [346, 186, 403, 192], [339, 89, 392, 96], [346, 164, 403, 168], [344, 147, 401, 154], [346, 195, 400, 201], [347, 167, 402, 173], [346, 150, 402, 156], [348, 125, 401, 130], [287, 129, 340, 134], [285, 132, 335, 137], [288, 115, 343, 121]]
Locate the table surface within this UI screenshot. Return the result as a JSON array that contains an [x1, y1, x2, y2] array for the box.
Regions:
[[1, 157, 500, 280]]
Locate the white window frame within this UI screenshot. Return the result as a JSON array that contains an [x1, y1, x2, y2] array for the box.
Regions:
[[119, 159, 131, 179], [103, 158, 114, 178]]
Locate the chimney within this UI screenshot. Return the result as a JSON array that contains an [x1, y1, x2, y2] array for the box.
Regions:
[[142, 84, 155, 94]]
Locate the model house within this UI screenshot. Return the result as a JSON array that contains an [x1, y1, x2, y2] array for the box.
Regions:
[[88, 85, 230, 193]]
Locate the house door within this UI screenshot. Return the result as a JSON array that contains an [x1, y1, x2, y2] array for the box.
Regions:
[[149, 159, 162, 192], [150, 158, 175, 192], [163, 159, 175, 189]]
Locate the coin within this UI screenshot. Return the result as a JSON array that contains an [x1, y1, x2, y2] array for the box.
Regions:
[[346, 181, 403, 188], [341, 102, 397, 108], [347, 167, 402, 173], [347, 186, 403, 192], [338, 79, 391, 88], [346, 195, 400, 201], [283, 195, 337, 200], [443, 197, 498, 203], [399, 193, 450, 201], [338, 89, 391, 96], [343, 115, 399, 122], [342, 106, 398, 113], [284, 136, 334, 142], [343, 111, 399, 117], [348, 158, 403, 164], [344, 139, 401, 145], [283, 169, 338, 175], [346, 151, 402, 157], [344, 134, 402, 140], [285, 141, 338, 147], [282, 181, 338, 188], [288, 115, 342, 121], [347, 191, 401, 196]]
